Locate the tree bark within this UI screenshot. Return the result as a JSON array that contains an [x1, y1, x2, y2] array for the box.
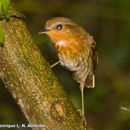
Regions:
[[0, 9, 86, 130]]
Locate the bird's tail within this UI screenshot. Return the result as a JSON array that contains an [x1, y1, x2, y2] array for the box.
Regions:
[[85, 74, 95, 88]]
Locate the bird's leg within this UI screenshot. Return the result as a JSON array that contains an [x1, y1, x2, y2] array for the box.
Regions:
[[80, 70, 89, 126], [80, 79, 87, 126], [50, 61, 60, 68], [92, 75, 95, 88]]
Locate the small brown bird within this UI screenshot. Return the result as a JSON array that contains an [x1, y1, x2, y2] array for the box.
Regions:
[[39, 17, 98, 126]]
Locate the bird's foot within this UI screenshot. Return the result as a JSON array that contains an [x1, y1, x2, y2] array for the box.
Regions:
[[77, 109, 82, 116], [77, 109, 87, 127], [81, 114, 87, 127]]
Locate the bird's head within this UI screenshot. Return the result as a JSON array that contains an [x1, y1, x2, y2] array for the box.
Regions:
[[39, 17, 80, 45]]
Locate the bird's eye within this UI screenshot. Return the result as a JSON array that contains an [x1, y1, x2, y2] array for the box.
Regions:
[[56, 25, 62, 30]]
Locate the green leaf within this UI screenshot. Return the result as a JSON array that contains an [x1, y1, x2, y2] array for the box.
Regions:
[[0, 2, 2, 13], [0, 25, 5, 45], [0, 0, 10, 19]]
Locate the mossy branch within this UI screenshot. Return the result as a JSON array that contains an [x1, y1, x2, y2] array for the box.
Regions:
[[0, 8, 86, 130]]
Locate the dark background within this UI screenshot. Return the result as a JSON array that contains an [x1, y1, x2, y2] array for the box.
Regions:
[[0, 0, 130, 130]]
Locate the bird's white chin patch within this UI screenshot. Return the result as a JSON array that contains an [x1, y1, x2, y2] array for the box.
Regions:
[[56, 40, 66, 46]]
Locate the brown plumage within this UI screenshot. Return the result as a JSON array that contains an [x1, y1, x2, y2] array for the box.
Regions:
[[39, 17, 98, 126]]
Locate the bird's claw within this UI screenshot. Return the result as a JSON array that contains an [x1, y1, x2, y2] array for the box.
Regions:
[[77, 109, 87, 127], [82, 115, 87, 127]]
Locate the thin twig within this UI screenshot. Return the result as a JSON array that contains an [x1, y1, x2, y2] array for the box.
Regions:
[[120, 106, 130, 112]]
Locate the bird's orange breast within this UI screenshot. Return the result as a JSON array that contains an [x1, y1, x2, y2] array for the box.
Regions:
[[48, 29, 85, 61]]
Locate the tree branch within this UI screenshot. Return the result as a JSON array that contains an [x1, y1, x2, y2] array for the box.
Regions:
[[0, 9, 86, 130]]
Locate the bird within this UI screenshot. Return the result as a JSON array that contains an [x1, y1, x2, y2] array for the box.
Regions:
[[39, 17, 98, 126]]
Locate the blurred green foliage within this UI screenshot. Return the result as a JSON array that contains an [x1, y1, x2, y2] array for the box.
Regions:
[[0, 0, 130, 130], [0, 0, 10, 19], [0, 0, 10, 44], [0, 25, 4, 45], [0, 0, 10, 45]]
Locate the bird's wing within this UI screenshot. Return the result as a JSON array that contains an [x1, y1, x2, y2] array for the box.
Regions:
[[92, 41, 98, 75], [85, 41, 98, 88]]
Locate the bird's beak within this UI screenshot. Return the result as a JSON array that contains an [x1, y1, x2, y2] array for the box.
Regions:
[[38, 28, 49, 34]]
